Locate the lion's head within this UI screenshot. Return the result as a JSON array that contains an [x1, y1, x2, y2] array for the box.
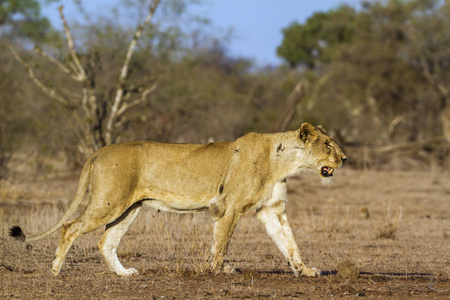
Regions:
[[299, 123, 347, 183]]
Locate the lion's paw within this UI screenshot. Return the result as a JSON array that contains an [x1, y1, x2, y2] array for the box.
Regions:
[[51, 268, 61, 276], [117, 268, 138, 276], [223, 264, 236, 274], [302, 267, 321, 277]]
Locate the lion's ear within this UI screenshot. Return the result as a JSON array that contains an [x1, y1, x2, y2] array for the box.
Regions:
[[317, 125, 327, 133], [300, 122, 316, 143]]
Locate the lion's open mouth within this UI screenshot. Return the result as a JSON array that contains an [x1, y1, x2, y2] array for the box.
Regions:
[[321, 166, 334, 177]]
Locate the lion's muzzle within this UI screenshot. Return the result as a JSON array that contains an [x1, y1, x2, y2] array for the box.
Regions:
[[321, 166, 334, 177]]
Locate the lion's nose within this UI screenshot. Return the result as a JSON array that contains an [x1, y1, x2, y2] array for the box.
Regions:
[[341, 157, 347, 164]]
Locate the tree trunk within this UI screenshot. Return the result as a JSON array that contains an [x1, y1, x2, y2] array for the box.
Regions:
[[270, 82, 306, 132], [442, 104, 450, 142]]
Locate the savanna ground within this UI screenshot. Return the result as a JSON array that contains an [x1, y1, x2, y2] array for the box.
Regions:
[[0, 159, 449, 299]]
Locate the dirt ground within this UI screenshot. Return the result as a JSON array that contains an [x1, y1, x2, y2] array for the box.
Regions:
[[1, 167, 449, 299]]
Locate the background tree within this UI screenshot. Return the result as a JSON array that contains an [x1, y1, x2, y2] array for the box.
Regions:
[[0, 0, 58, 41], [10, 0, 161, 163], [406, 0, 450, 141], [276, 5, 356, 69], [279, 0, 450, 145]]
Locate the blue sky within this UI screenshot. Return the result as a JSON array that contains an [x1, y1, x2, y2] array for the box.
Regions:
[[41, 0, 355, 66]]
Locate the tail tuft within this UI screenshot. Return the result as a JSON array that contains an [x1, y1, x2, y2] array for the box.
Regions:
[[9, 226, 26, 241]]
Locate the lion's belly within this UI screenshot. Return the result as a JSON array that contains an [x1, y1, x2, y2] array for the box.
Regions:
[[141, 191, 212, 213], [142, 199, 209, 213], [137, 170, 221, 213]]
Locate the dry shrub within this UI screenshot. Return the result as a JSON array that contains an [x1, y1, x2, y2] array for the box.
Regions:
[[359, 207, 370, 219], [377, 201, 402, 240], [377, 222, 398, 239]]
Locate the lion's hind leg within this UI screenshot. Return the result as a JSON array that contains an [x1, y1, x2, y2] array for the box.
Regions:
[[51, 211, 111, 275], [51, 218, 83, 275], [51, 213, 115, 276], [98, 202, 143, 276], [210, 208, 241, 272], [51, 195, 137, 276]]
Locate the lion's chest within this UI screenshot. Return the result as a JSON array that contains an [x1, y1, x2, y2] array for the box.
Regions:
[[253, 180, 287, 212]]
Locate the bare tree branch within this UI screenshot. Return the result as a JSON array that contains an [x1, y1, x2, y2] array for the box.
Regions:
[[34, 45, 96, 124], [34, 46, 72, 76], [34, 45, 95, 122], [58, 5, 86, 81], [81, 88, 93, 121], [70, 109, 99, 157], [9, 45, 69, 106], [58, 5, 100, 137], [105, 0, 160, 145], [117, 84, 158, 116]]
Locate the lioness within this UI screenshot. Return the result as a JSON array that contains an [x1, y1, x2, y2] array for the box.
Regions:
[[10, 122, 346, 277]]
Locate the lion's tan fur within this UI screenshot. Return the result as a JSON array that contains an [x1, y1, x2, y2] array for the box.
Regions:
[[11, 123, 346, 277]]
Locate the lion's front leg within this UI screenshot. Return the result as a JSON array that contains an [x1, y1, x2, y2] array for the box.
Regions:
[[257, 201, 320, 277], [277, 212, 320, 277]]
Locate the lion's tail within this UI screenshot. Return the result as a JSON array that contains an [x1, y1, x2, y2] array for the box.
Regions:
[[9, 153, 97, 242]]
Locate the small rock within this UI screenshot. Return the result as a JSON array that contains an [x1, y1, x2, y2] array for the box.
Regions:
[[337, 260, 360, 279]]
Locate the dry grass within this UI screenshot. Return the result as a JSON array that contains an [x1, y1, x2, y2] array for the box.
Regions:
[[377, 201, 402, 239], [1, 168, 449, 298]]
